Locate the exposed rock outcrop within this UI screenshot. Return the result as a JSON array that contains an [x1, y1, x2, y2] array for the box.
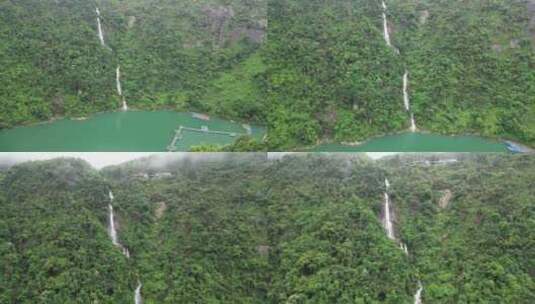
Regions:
[[438, 189, 452, 209], [155, 201, 167, 219], [529, 0, 535, 42]]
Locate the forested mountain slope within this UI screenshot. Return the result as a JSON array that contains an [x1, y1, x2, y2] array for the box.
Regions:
[[1, 153, 534, 302], [390, 0, 535, 144], [0, 0, 266, 128], [263, 0, 535, 148], [1, 0, 534, 148], [0, 159, 135, 303]]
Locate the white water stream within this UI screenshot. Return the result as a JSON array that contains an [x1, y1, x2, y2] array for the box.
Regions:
[[109, 190, 140, 302], [108, 204, 119, 246], [404, 72, 417, 132], [382, 179, 423, 302], [108, 191, 130, 257], [414, 281, 423, 304], [381, 2, 418, 131], [381, 2, 392, 47], [403, 71, 410, 111], [135, 282, 143, 304], [383, 179, 395, 240], [96, 8, 106, 47], [116, 66, 129, 111]]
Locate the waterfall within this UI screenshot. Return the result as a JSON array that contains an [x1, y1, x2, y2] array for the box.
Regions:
[[400, 243, 409, 255], [108, 204, 119, 246], [135, 282, 143, 304], [116, 66, 129, 111], [403, 72, 417, 132], [414, 281, 423, 304], [381, 1, 391, 47], [410, 113, 417, 132], [108, 191, 130, 257], [382, 180, 422, 302], [116, 66, 123, 96], [96, 8, 106, 47], [403, 71, 410, 111], [381, 3, 417, 131], [383, 179, 395, 240]]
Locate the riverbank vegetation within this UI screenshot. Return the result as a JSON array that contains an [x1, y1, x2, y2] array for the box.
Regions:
[[0, 0, 534, 148], [1, 153, 534, 302]]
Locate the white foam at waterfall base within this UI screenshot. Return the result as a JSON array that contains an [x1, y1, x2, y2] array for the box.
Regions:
[[96, 8, 106, 47], [135, 282, 143, 304], [414, 282, 423, 304]]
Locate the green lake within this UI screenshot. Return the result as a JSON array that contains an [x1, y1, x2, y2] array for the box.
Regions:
[[0, 111, 265, 152], [0, 111, 510, 152], [309, 133, 508, 152]]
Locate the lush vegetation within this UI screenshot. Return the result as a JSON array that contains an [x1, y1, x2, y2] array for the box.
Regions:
[[1, 0, 533, 148], [0, 0, 266, 128], [1, 153, 534, 302], [390, 0, 535, 144], [0, 159, 135, 303]]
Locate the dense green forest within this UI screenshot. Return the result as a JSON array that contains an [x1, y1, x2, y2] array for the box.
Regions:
[[0, 0, 534, 148], [1, 153, 534, 302], [0, 0, 266, 127]]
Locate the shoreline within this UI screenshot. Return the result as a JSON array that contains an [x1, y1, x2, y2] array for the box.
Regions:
[[0, 107, 263, 134], [1, 111, 533, 151], [297, 128, 533, 152]]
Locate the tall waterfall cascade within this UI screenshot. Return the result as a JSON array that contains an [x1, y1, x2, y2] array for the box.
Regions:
[[403, 71, 410, 111], [109, 191, 139, 302], [108, 191, 130, 258], [108, 204, 119, 246], [116, 66, 129, 111], [381, 2, 391, 46], [382, 180, 423, 302], [96, 8, 106, 47], [135, 282, 143, 304], [381, 2, 417, 132], [383, 179, 395, 240], [96, 7, 128, 111], [404, 72, 417, 132]]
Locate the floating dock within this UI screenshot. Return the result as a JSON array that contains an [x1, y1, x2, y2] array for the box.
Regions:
[[167, 125, 246, 151]]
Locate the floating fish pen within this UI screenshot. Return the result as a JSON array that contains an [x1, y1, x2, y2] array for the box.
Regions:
[[167, 125, 245, 151]]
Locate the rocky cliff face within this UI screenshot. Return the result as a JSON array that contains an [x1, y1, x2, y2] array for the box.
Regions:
[[202, 4, 266, 46], [528, 0, 535, 42]]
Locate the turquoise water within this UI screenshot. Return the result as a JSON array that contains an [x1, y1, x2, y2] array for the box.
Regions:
[[0, 111, 510, 152], [0, 111, 264, 152], [309, 133, 507, 152]]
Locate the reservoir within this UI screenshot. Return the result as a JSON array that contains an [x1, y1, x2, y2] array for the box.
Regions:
[[0, 112, 511, 152], [310, 133, 508, 152], [0, 111, 264, 152]]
